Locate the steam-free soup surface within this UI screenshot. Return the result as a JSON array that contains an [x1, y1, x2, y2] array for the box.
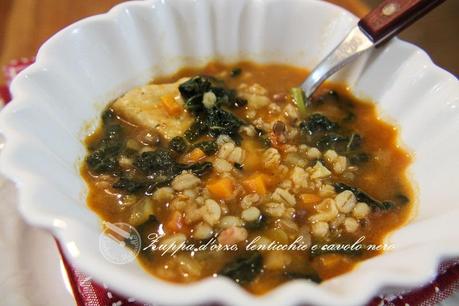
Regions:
[[82, 62, 413, 294]]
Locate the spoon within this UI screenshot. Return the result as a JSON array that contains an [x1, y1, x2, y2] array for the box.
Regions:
[[300, 0, 446, 100]]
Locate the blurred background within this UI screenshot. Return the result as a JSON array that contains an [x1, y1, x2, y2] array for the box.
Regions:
[[0, 0, 458, 84]]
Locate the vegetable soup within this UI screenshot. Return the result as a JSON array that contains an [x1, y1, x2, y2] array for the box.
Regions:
[[82, 62, 413, 294]]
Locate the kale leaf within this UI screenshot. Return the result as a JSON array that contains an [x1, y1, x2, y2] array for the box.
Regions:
[[113, 177, 145, 193], [299, 114, 368, 159], [349, 152, 370, 165], [178, 76, 212, 100], [86, 119, 124, 174], [169, 136, 188, 154], [333, 183, 394, 210], [244, 214, 266, 230], [316, 133, 349, 152], [299, 113, 338, 135], [134, 149, 180, 176], [179, 77, 246, 143], [184, 119, 208, 142], [394, 193, 410, 205], [211, 87, 247, 108], [314, 132, 363, 155], [183, 107, 244, 143], [194, 140, 218, 156], [219, 252, 263, 285], [187, 162, 213, 177], [205, 107, 243, 140], [86, 148, 120, 174], [230, 67, 242, 78], [133, 149, 212, 194]]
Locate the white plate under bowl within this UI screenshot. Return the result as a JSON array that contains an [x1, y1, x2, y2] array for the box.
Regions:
[[0, 0, 458, 306]]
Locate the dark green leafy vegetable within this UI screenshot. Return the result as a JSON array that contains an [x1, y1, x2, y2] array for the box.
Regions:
[[245, 214, 266, 230], [86, 149, 120, 174], [134, 149, 180, 176], [234, 162, 243, 170], [169, 137, 188, 154], [135, 149, 213, 178], [205, 107, 243, 140], [254, 128, 271, 148], [136, 215, 160, 256], [314, 89, 340, 104], [299, 113, 338, 135], [342, 111, 356, 123], [345, 133, 362, 153], [179, 77, 212, 115], [184, 119, 208, 142], [179, 76, 246, 111], [178, 76, 212, 101], [394, 193, 410, 205], [194, 140, 218, 156], [145, 177, 175, 195], [230, 67, 242, 78], [349, 152, 370, 165], [136, 215, 159, 232], [86, 114, 124, 174], [316, 133, 349, 152], [187, 162, 213, 177], [185, 94, 206, 114], [334, 183, 394, 210], [129, 148, 213, 194], [183, 108, 244, 143], [101, 108, 117, 125], [105, 124, 122, 141], [219, 252, 263, 285], [113, 177, 145, 193], [211, 87, 247, 108], [298, 112, 369, 160], [179, 76, 247, 143]]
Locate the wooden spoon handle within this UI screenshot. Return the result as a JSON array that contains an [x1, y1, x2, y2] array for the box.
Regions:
[[358, 0, 446, 46]]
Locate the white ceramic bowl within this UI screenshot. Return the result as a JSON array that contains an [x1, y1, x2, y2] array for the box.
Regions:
[[1, 0, 458, 305]]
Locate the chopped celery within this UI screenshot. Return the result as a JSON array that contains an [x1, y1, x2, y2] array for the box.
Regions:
[[290, 87, 308, 117]]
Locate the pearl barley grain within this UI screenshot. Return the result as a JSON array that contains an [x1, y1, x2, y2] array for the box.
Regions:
[[241, 207, 261, 222], [311, 221, 329, 238], [344, 217, 359, 233], [353, 202, 371, 219]]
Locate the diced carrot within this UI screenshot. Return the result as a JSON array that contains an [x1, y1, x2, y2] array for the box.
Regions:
[[242, 173, 268, 195], [300, 193, 322, 206], [160, 94, 182, 116], [183, 148, 205, 163], [207, 178, 234, 200], [165, 211, 184, 233]]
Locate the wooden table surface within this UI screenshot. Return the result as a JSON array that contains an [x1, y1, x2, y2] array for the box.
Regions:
[[0, 0, 368, 84], [1, 0, 457, 84]]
